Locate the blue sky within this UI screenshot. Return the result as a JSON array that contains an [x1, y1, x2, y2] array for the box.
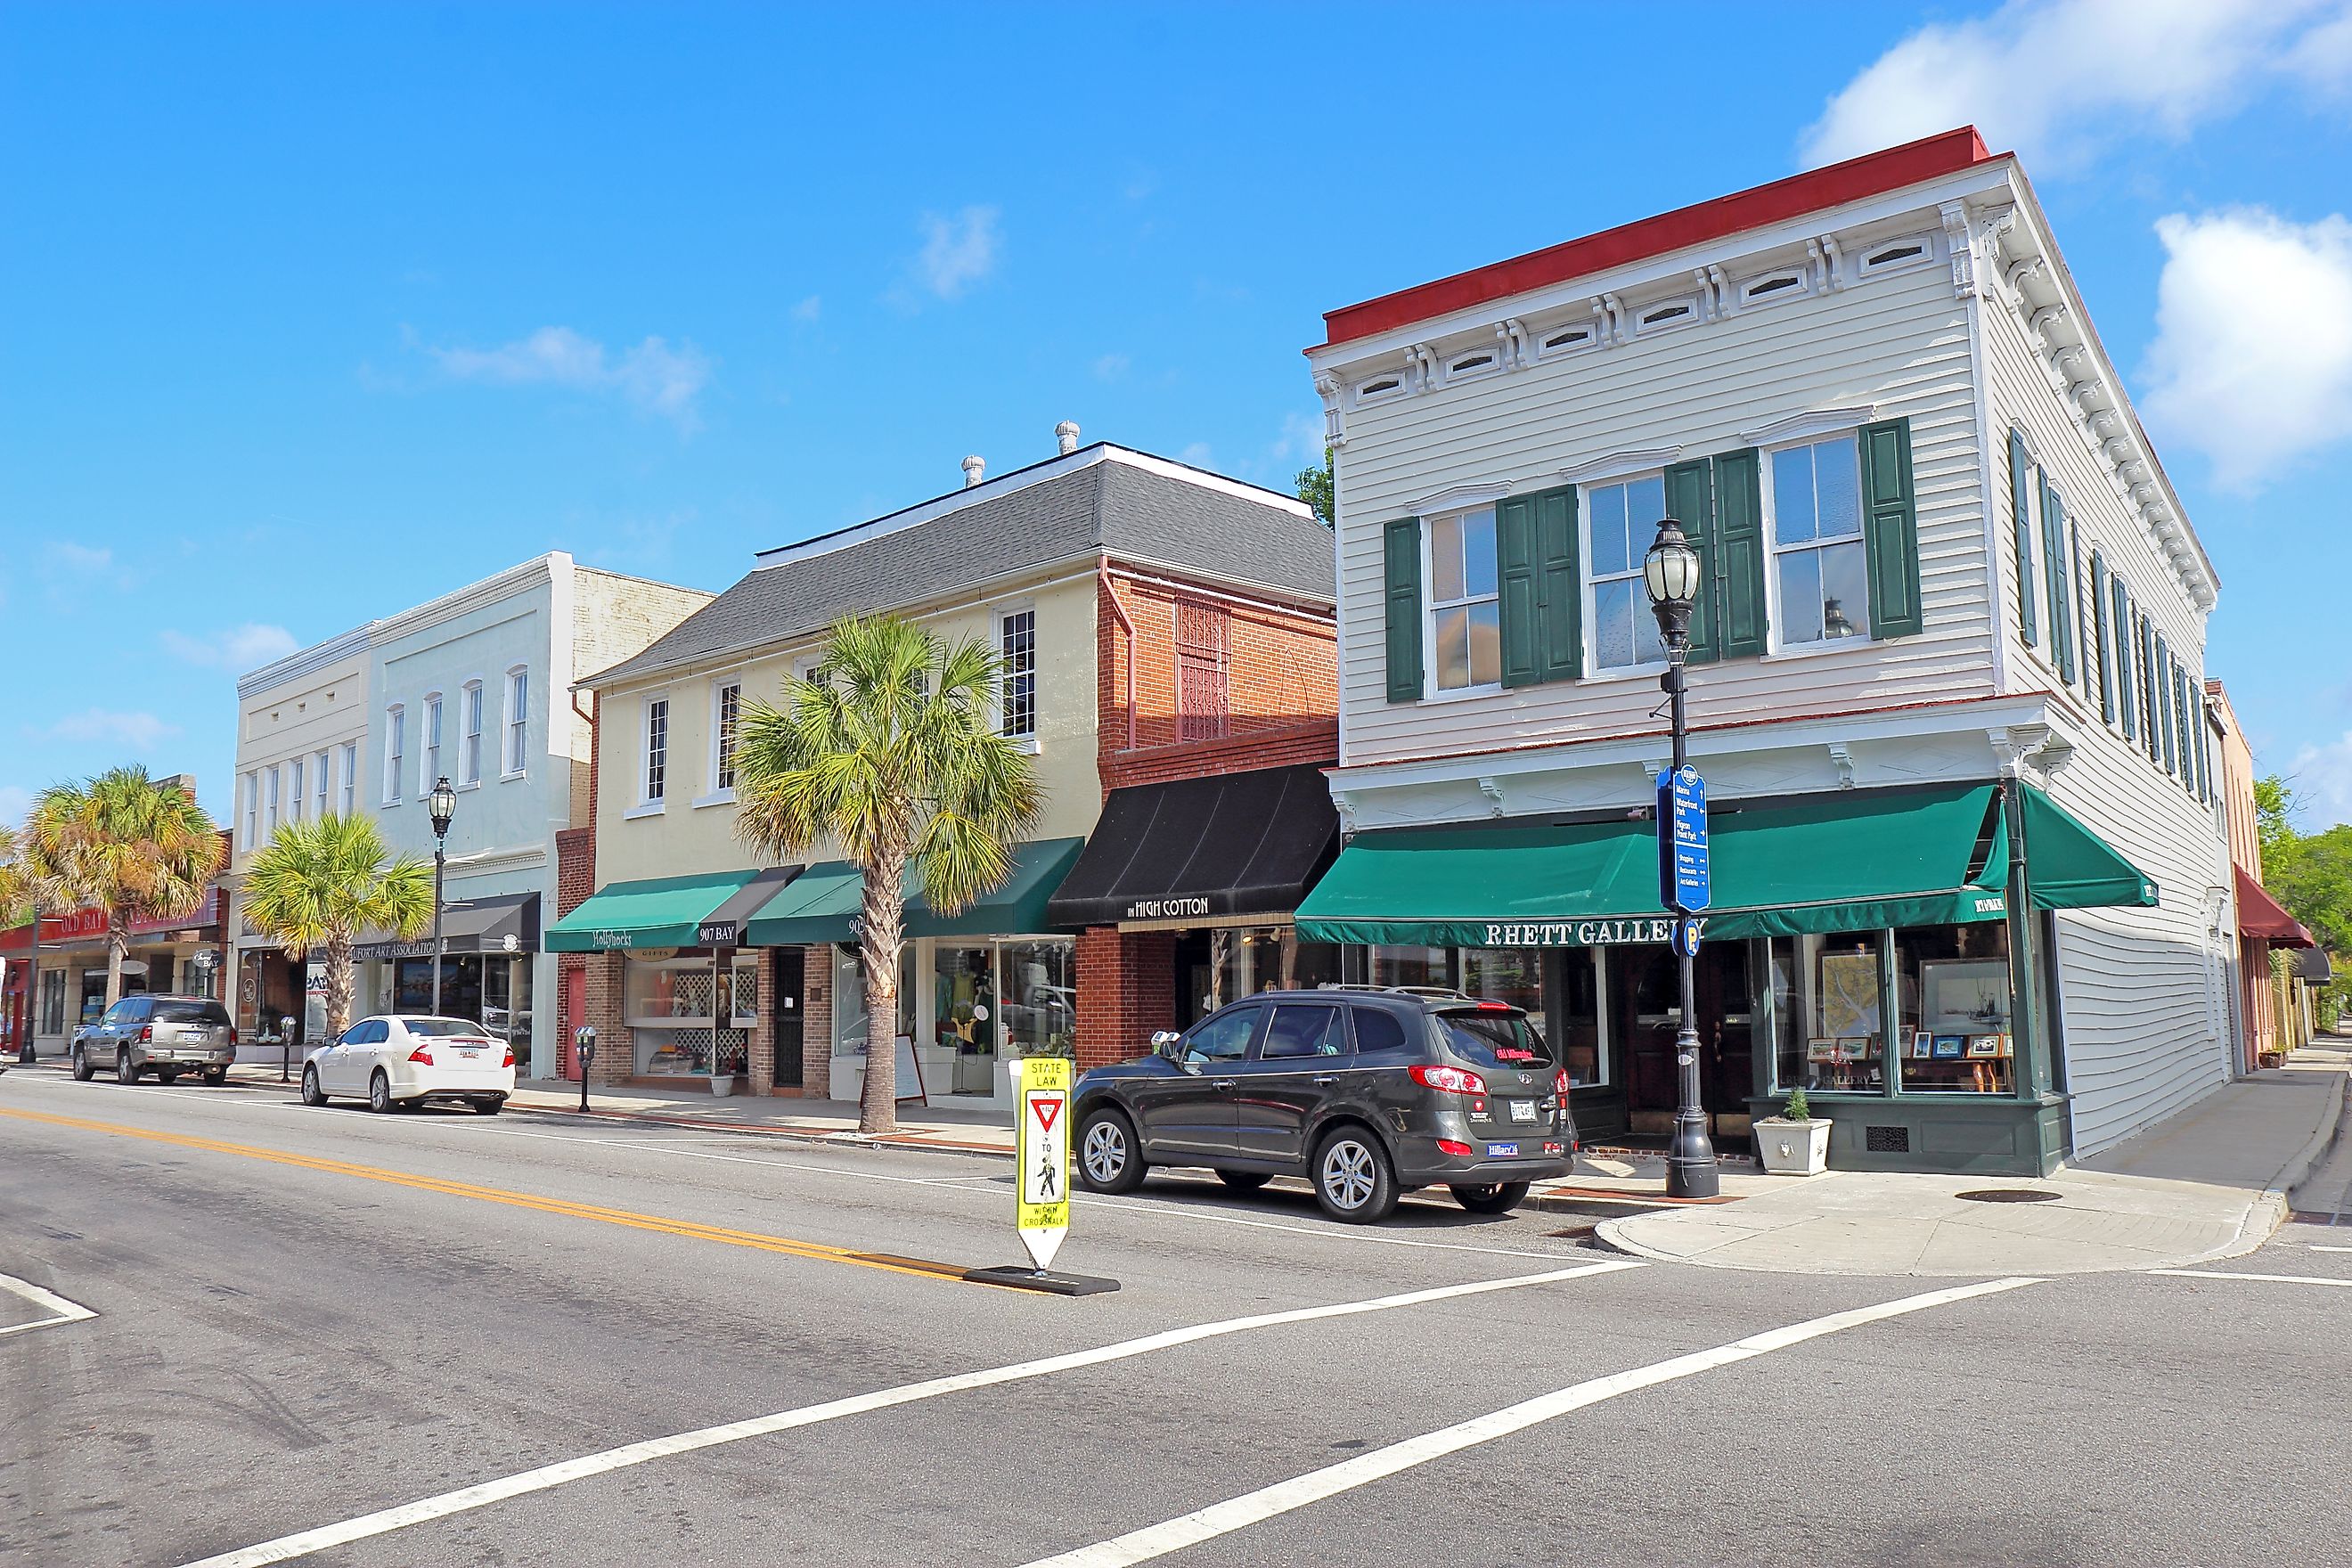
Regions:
[[6, 2, 2352, 829]]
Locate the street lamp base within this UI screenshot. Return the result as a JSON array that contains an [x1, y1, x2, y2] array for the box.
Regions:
[[1666, 1108, 1721, 1199]]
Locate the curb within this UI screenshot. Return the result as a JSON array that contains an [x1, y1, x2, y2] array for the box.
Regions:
[[2228, 1066, 2352, 1257], [499, 1098, 1017, 1162]]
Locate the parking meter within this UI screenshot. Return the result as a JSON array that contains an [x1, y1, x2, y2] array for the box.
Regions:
[[574, 1025, 597, 1113]]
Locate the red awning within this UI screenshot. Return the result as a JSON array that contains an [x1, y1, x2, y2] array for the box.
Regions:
[[2236, 866, 2314, 947]]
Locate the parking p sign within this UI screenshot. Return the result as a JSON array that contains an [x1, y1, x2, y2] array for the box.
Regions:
[[1016, 1057, 1072, 1271]]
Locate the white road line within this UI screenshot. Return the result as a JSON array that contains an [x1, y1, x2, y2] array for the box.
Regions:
[[2307, 1245, 2352, 1253], [2151, 1269, 2352, 1288], [1020, 1276, 2043, 1568], [0, 1272, 97, 1338], [178, 1258, 1644, 1568]]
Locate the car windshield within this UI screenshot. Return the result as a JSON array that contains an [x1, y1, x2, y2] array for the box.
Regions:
[[404, 1017, 494, 1038], [1434, 1008, 1558, 1072], [151, 1000, 231, 1026]]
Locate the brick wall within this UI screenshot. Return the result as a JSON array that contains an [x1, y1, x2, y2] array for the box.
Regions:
[[748, 951, 776, 1094], [1097, 567, 1335, 771], [1103, 720, 1340, 791], [800, 944, 832, 1098], [1076, 927, 1178, 1069], [584, 951, 629, 1086]]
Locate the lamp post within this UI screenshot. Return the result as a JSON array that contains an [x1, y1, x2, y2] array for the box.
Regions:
[[428, 777, 456, 1015], [1643, 518, 1721, 1200]]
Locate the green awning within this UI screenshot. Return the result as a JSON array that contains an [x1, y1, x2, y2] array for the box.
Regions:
[[546, 869, 768, 952], [744, 837, 1088, 947], [1294, 782, 2154, 949]]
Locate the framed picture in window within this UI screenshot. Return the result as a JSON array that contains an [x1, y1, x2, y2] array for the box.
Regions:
[[1922, 960, 2011, 1033], [1931, 1034, 1966, 1060], [1807, 1038, 1841, 1063], [1966, 1033, 2003, 1058], [1817, 951, 1882, 1039]]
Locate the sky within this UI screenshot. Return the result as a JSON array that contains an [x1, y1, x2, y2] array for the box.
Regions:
[[5, 1, 2352, 830]]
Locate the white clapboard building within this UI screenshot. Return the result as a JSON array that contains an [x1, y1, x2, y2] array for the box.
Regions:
[[1294, 128, 2230, 1174]]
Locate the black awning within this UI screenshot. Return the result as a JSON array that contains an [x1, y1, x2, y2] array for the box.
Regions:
[[355, 891, 542, 961], [2297, 945, 2334, 983], [694, 865, 801, 947], [1046, 763, 1341, 928]]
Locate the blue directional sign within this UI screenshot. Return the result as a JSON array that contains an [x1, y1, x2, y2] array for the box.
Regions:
[[1657, 764, 1711, 914]]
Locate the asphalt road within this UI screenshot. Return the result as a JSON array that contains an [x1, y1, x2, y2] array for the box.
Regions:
[[4, 1066, 2348, 1568]]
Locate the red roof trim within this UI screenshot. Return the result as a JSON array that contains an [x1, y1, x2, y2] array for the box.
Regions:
[[1315, 127, 1999, 352]]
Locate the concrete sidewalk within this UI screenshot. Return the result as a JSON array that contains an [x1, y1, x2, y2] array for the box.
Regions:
[[502, 1079, 1021, 1155], [1597, 1041, 2352, 1276]]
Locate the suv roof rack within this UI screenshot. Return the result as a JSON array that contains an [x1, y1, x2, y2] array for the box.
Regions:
[[1314, 983, 1476, 1000]]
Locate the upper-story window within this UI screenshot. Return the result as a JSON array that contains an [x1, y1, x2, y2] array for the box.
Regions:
[[1765, 433, 1870, 646], [461, 682, 485, 784], [1858, 234, 1935, 277], [999, 609, 1037, 741], [1635, 296, 1702, 335], [339, 743, 356, 815], [383, 706, 404, 804], [713, 680, 741, 792], [288, 757, 305, 824], [643, 697, 670, 804], [423, 694, 444, 794], [314, 749, 329, 819], [1355, 374, 1406, 405], [265, 765, 281, 838], [1538, 323, 1596, 357], [1444, 349, 1499, 384], [1426, 505, 1501, 691], [1175, 600, 1230, 739], [241, 771, 257, 850], [504, 667, 528, 778], [1742, 269, 1809, 306], [1585, 473, 1670, 674]]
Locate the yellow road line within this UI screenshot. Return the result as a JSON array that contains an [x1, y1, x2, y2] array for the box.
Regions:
[[0, 1107, 987, 1286]]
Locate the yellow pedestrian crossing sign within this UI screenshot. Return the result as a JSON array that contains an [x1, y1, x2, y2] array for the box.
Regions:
[[1016, 1056, 1072, 1270]]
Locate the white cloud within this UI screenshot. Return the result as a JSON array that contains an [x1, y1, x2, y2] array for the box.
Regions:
[[45, 542, 111, 573], [1177, 442, 1213, 468], [790, 294, 822, 323], [0, 786, 29, 830], [2288, 731, 2352, 830], [1800, 0, 2349, 171], [45, 709, 181, 751], [1091, 353, 1131, 381], [2141, 208, 2352, 488], [916, 206, 1000, 299], [429, 326, 713, 427], [159, 623, 299, 672], [1272, 410, 1326, 464]]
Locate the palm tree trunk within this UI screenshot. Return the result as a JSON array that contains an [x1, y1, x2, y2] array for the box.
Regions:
[[858, 843, 908, 1136], [323, 933, 356, 1037], [104, 912, 127, 1009]]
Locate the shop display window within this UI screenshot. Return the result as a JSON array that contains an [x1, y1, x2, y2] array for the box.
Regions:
[[1545, 950, 1605, 1086], [1000, 939, 1075, 1059], [1894, 924, 2015, 1094], [1346, 944, 1457, 991], [1767, 933, 1886, 1093]]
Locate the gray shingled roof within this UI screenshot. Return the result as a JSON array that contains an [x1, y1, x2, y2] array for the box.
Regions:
[[582, 446, 1334, 688]]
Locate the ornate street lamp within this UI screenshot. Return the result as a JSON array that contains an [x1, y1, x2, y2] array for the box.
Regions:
[[1643, 519, 1721, 1200], [429, 776, 457, 1014]]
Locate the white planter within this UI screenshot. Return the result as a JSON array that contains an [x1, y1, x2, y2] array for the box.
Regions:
[[709, 1074, 739, 1098], [1754, 1116, 1832, 1176]]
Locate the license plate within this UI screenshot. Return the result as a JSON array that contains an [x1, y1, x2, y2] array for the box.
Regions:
[[1507, 1099, 1538, 1123], [459, 1049, 482, 1061], [1485, 1142, 1520, 1158]]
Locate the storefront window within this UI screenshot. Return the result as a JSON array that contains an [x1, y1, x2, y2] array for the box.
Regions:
[[37, 969, 64, 1035], [1768, 933, 1887, 1093], [935, 944, 997, 1093], [396, 955, 486, 1018], [1346, 945, 1457, 990], [1544, 949, 1605, 1086], [482, 956, 536, 1060], [834, 943, 916, 1054], [1000, 939, 1076, 1059], [1894, 924, 2015, 1094]]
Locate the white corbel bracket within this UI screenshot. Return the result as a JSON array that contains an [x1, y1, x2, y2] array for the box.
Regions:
[[1827, 743, 1857, 790], [1476, 777, 1507, 817]]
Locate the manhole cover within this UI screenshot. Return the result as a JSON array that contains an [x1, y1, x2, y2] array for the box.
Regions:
[[1955, 1188, 2061, 1204]]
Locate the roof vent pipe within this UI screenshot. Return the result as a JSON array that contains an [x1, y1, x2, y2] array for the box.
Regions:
[[961, 454, 985, 488], [1055, 421, 1081, 456]]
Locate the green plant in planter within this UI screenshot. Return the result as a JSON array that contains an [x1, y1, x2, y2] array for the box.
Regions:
[[1783, 1083, 1811, 1122]]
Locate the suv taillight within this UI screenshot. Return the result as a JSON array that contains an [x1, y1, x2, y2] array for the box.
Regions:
[[1409, 1064, 1488, 1097], [137, 1025, 152, 1043], [227, 1027, 238, 1046], [1555, 1068, 1572, 1103], [408, 1045, 434, 1065]]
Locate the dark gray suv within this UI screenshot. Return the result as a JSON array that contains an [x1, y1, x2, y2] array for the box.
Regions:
[[1072, 987, 1577, 1223], [71, 994, 237, 1084]]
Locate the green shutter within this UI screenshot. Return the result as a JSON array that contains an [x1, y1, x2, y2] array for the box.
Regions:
[[2111, 575, 2136, 739], [1858, 418, 1923, 639], [2155, 633, 2176, 772], [1534, 485, 1583, 682], [2175, 658, 2194, 796], [1382, 517, 1423, 703], [1663, 459, 1719, 664], [1712, 449, 1769, 657], [2141, 615, 2160, 763], [1497, 494, 1540, 689], [2069, 523, 2088, 691], [2192, 681, 2211, 801], [2089, 549, 2115, 724], [2040, 476, 2074, 683], [2009, 429, 2037, 647]]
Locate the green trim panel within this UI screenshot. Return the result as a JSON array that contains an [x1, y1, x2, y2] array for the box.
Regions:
[[545, 869, 762, 951], [1383, 518, 1423, 702], [1858, 418, 1922, 639]]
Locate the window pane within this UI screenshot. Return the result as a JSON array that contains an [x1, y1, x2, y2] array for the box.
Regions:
[[1779, 548, 1825, 643], [1772, 446, 1817, 544], [1815, 436, 1861, 539], [1894, 924, 2014, 1094], [1433, 606, 1470, 690], [1466, 601, 1501, 686], [1184, 1007, 1257, 1064], [1801, 933, 1885, 1092], [1000, 939, 1074, 1058], [1596, 579, 1637, 670], [1820, 540, 1870, 641], [1262, 1004, 1346, 1058], [1625, 475, 1665, 541], [1589, 483, 1629, 576], [1430, 514, 1466, 602], [1462, 509, 1498, 598]]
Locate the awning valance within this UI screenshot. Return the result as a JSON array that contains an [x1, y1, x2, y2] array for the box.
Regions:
[[355, 891, 543, 961], [2234, 866, 2314, 948], [1294, 781, 2157, 949], [744, 838, 1087, 948], [545, 867, 796, 952], [1045, 764, 1340, 928]]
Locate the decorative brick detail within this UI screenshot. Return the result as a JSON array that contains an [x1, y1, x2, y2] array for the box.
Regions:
[[1103, 721, 1339, 791], [583, 951, 629, 1087], [748, 951, 776, 1094], [800, 945, 832, 1098], [1098, 568, 1335, 778], [1076, 927, 1177, 1069]]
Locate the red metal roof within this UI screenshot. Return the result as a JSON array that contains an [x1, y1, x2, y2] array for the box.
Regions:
[[1315, 127, 2000, 352]]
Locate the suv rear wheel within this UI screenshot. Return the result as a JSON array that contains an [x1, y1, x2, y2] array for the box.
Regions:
[[1312, 1127, 1398, 1224], [1450, 1180, 1531, 1215], [1077, 1107, 1147, 1195]]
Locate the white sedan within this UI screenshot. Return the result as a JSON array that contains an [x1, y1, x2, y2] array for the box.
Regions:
[[303, 1015, 515, 1115]]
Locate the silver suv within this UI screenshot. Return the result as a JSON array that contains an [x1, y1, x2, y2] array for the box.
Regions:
[[72, 994, 237, 1085]]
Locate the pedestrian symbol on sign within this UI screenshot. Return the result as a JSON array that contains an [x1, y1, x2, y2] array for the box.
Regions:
[[1014, 1062, 1073, 1270]]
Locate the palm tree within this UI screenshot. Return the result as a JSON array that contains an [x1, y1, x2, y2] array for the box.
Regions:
[[240, 813, 433, 1036], [24, 766, 225, 1011], [733, 613, 1042, 1134]]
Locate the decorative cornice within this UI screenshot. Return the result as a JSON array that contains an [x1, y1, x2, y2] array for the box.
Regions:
[[1737, 403, 1880, 448], [1558, 444, 1684, 486], [1410, 479, 1514, 516]]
